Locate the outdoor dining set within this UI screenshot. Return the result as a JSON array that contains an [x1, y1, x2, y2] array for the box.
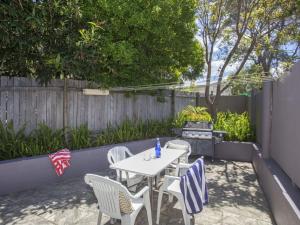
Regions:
[[84, 139, 208, 225]]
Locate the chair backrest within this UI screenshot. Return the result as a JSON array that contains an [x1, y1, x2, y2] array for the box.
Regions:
[[176, 156, 204, 177], [165, 139, 191, 154], [84, 174, 131, 219], [107, 146, 131, 165]]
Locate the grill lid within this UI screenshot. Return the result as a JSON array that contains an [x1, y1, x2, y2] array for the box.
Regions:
[[183, 121, 213, 131]]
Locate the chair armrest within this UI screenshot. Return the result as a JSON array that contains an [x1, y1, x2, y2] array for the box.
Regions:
[[175, 163, 191, 176], [164, 175, 181, 185], [84, 176, 93, 187], [126, 149, 134, 157], [159, 175, 181, 194], [167, 162, 190, 171], [161, 175, 180, 189], [177, 163, 191, 169], [132, 186, 150, 200]]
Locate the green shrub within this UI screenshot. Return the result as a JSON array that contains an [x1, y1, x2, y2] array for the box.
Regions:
[[21, 124, 64, 157], [95, 119, 173, 146], [0, 121, 26, 160], [173, 105, 212, 128], [0, 122, 65, 160], [68, 124, 91, 149], [214, 112, 253, 142], [0, 119, 174, 161]]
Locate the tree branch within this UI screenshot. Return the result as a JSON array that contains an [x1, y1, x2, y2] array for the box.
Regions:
[[220, 37, 257, 94]]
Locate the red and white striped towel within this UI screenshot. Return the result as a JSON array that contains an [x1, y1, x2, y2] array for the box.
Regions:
[[49, 149, 71, 176]]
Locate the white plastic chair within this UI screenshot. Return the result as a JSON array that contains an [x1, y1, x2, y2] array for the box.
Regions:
[[85, 174, 152, 225], [156, 163, 193, 225], [164, 139, 191, 163], [163, 140, 192, 178], [107, 146, 143, 188]]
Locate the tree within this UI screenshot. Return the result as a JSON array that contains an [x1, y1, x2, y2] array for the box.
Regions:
[[197, 0, 299, 119], [251, 1, 300, 76], [0, 0, 83, 83], [229, 64, 263, 96], [0, 0, 204, 86], [75, 0, 204, 87]]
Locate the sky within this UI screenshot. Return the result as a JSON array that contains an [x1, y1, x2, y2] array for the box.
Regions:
[[195, 60, 241, 85], [193, 39, 300, 86]]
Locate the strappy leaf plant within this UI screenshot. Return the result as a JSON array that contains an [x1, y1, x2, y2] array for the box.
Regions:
[[173, 105, 212, 128]]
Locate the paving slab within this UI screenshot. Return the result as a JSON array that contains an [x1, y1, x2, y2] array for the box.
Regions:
[[0, 160, 275, 225]]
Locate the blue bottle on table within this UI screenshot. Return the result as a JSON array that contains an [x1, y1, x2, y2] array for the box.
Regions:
[[155, 138, 161, 158]]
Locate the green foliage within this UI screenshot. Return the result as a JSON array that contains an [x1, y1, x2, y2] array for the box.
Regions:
[[173, 105, 212, 128], [24, 124, 65, 157], [172, 106, 253, 141], [0, 121, 26, 160], [229, 64, 263, 96], [0, 0, 204, 86], [197, 0, 299, 119], [69, 124, 91, 149], [0, 0, 83, 83], [95, 119, 173, 146], [253, 0, 300, 75], [0, 119, 173, 161], [214, 112, 253, 142], [0, 122, 65, 160]]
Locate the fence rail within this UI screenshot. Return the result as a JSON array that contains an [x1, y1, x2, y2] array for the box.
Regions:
[[0, 76, 249, 133]]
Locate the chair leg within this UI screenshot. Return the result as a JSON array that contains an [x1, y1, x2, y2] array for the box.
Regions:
[[155, 174, 160, 188], [168, 194, 174, 203], [97, 212, 102, 225], [122, 215, 131, 225], [144, 197, 153, 225], [178, 197, 190, 225], [156, 188, 164, 224]]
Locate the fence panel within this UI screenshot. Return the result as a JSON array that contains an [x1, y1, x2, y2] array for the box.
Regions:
[[0, 76, 249, 133]]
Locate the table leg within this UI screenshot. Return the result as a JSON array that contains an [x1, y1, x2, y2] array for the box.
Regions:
[[148, 177, 153, 210]]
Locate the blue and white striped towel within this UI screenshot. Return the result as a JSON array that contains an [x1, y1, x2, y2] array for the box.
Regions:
[[179, 158, 208, 214]]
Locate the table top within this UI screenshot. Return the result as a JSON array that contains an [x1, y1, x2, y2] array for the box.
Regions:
[[110, 148, 186, 177]]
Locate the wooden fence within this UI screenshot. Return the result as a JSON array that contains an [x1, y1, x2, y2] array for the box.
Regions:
[[0, 76, 249, 133]]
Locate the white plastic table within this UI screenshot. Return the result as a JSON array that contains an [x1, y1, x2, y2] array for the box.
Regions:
[[110, 147, 187, 208]]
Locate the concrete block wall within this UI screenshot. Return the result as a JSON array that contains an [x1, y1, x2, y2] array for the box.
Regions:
[[0, 137, 171, 195]]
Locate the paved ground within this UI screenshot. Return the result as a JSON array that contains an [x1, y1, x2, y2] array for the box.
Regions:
[[0, 160, 274, 225]]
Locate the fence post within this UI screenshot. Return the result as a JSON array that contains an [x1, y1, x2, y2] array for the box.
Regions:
[[249, 89, 256, 127], [171, 90, 175, 118], [63, 78, 68, 142], [196, 92, 200, 106]]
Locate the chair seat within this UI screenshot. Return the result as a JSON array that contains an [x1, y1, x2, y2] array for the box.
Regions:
[[167, 179, 181, 195], [121, 171, 143, 182], [131, 198, 144, 211], [121, 171, 138, 179], [120, 171, 144, 189]]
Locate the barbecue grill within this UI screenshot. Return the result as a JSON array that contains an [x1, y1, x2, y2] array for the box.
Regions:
[[181, 121, 226, 158]]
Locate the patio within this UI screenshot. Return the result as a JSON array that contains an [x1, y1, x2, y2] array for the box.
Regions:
[[0, 159, 274, 225]]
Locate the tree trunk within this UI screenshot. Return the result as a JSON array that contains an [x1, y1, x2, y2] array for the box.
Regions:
[[207, 100, 217, 122]]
